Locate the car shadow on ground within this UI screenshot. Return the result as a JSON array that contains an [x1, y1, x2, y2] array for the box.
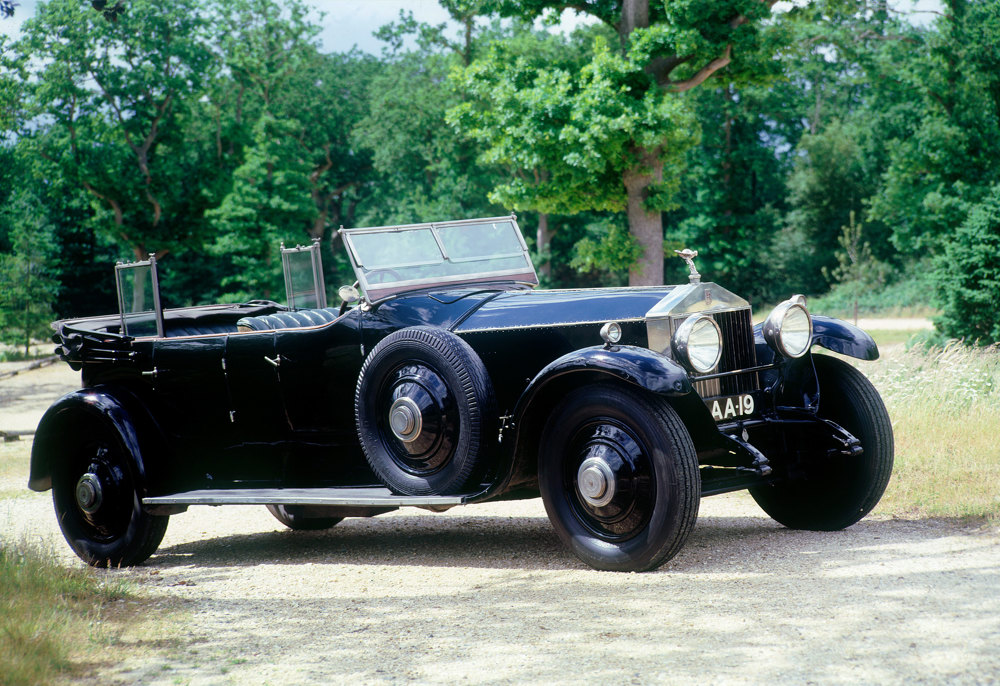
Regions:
[[146, 511, 972, 573]]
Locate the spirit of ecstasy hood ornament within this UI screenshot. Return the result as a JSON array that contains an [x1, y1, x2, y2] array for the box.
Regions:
[[674, 249, 701, 284]]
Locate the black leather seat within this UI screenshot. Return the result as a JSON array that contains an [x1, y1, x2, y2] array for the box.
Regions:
[[236, 307, 342, 332]]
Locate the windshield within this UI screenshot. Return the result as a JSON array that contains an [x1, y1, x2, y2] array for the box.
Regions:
[[340, 216, 538, 302]]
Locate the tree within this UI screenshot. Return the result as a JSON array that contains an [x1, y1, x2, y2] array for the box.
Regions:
[[866, 0, 1000, 257], [934, 184, 1000, 343], [353, 10, 502, 227], [822, 211, 888, 325], [207, 113, 316, 301], [16, 0, 216, 262], [0, 191, 60, 356], [0, 2, 17, 20], [455, 0, 785, 285], [665, 80, 791, 300]]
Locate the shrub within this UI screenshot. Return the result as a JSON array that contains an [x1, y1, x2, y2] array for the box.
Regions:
[[934, 185, 1000, 343]]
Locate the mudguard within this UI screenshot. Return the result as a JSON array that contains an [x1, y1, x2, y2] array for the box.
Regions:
[[811, 315, 879, 360], [754, 315, 879, 364], [523, 345, 691, 403], [29, 387, 159, 494]]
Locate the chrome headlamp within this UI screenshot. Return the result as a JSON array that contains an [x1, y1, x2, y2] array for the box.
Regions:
[[672, 314, 722, 374], [763, 296, 813, 358]]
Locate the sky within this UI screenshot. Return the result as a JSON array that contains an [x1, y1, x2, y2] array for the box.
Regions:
[[2, 0, 946, 53]]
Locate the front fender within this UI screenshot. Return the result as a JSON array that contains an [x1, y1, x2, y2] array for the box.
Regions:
[[29, 387, 158, 493], [754, 315, 879, 363], [811, 316, 879, 360], [517, 345, 692, 412]]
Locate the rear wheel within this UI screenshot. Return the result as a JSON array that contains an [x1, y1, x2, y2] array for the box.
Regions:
[[51, 417, 168, 567], [265, 504, 343, 531], [538, 383, 700, 572], [749, 355, 894, 530]]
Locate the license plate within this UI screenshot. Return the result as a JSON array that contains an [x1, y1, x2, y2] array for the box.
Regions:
[[706, 394, 755, 422]]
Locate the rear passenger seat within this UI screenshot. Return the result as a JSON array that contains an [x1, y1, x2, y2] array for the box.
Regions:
[[236, 306, 342, 332]]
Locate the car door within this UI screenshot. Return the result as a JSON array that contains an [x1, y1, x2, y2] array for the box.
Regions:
[[221, 330, 289, 483], [273, 310, 364, 442]]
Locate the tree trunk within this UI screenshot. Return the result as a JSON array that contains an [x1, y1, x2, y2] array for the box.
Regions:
[[536, 212, 553, 279], [624, 148, 664, 286]]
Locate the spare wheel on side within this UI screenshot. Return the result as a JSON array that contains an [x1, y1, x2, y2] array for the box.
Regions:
[[355, 326, 496, 496]]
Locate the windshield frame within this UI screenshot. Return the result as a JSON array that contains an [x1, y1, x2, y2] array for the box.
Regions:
[[339, 215, 538, 304]]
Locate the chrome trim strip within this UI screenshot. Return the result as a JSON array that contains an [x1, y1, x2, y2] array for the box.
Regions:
[[143, 487, 466, 507]]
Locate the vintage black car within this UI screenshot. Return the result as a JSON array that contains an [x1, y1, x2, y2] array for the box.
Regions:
[[30, 216, 893, 572]]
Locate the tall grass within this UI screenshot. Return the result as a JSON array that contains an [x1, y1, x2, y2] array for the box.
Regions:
[[864, 342, 1000, 522], [0, 540, 132, 686]]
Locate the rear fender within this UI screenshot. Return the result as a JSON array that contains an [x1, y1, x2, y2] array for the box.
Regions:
[[29, 387, 161, 496]]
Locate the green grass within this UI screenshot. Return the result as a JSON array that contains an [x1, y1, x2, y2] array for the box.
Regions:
[[863, 342, 1000, 522], [0, 441, 31, 500], [0, 539, 134, 686]]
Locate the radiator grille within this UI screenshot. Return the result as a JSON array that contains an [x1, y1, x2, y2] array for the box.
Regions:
[[689, 308, 759, 399]]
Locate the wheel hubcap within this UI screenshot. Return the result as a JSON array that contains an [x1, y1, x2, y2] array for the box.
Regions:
[[75, 473, 103, 514], [389, 397, 423, 443], [378, 362, 459, 475], [577, 457, 616, 507], [565, 420, 655, 541]]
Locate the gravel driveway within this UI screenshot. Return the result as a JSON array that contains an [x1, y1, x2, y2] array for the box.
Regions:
[[4, 483, 998, 685], [3, 352, 999, 685]]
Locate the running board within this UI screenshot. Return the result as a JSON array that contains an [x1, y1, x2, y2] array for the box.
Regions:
[[142, 487, 467, 507]]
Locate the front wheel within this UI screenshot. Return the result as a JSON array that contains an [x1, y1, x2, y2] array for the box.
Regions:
[[51, 418, 168, 567], [266, 504, 343, 531], [538, 383, 700, 572], [749, 355, 894, 530]]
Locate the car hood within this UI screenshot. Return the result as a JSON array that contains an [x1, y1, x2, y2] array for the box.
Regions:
[[453, 286, 676, 332]]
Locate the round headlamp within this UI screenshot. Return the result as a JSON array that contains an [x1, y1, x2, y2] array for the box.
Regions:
[[763, 298, 813, 358], [672, 314, 722, 374], [600, 321, 622, 345]]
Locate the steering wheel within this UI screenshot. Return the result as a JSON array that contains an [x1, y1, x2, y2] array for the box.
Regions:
[[365, 268, 403, 284]]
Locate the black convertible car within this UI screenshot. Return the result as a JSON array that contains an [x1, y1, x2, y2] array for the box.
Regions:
[[31, 216, 893, 572]]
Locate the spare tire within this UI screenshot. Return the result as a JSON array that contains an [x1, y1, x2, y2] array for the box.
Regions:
[[355, 326, 496, 496]]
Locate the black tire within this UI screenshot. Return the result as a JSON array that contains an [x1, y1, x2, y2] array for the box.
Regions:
[[355, 326, 496, 496], [749, 355, 894, 530], [538, 383, 700, 572], [265, 504, 343, 531], [51, 416, 168, 567]]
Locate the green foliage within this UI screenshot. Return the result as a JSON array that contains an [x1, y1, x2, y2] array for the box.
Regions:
[[821, 211, 889, 322], [934, 184, 1000, 343], [16, 0, 216, 258], [0, 539, 132, 686], [0, 190, 59, 354], [352, 11, 501, 226], [1, 0, 998, 323], [207, 113, 316, 301], [458, 0, 785, 285], [451, 34, 698, 216], [866, 1, 1000, 256], [570, 218, 642, 278]]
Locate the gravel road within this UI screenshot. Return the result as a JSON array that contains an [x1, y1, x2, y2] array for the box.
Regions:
[[3, 344, 999, 685], [4, 478, 998, 685]]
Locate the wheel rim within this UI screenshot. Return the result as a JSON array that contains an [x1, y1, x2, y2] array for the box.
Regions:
[[562, 419, 656, 541], [376, 361, 459, 475], [62, 442, 134, 543]]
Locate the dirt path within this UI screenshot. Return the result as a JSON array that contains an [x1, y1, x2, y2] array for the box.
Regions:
[[4, 484, 998, 685]]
